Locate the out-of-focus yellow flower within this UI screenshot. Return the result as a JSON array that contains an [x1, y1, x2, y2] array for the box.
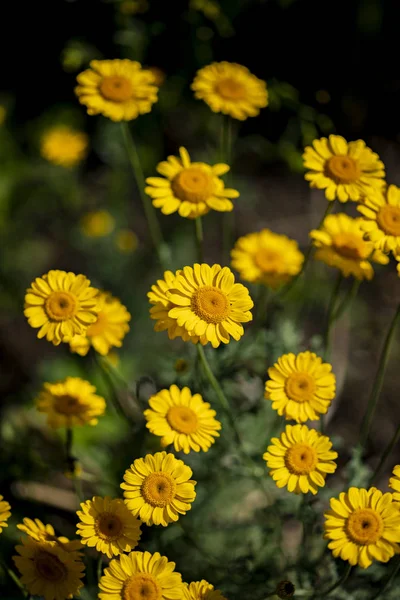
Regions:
[[263, 424, 337, 495], [115, 229, 139, 253], [303, 135, 385, 202], [17, 518, 82, 553], [231, 229, 304, 289], [310, 213, 389, 280], [41, 127, 88, 168], [184, 580, 227, 600], [80, 210, 115, 238], [0, 496, 11, 534], [191, 61, 268, 120], [358, 185, 400, 254], [119, 0, 148, 15], [75, 59, 158, 121], [389, 465, 400, 501], [145, 147, 239, 219]]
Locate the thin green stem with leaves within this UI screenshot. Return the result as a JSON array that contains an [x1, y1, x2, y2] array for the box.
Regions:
[[195, 217, 204, 263], [0, 560, 27, 597], [371, 555, 400, 599], [221, 115, 235, 263], [312, 563, 352, 599], [323, 273, 343, 361]]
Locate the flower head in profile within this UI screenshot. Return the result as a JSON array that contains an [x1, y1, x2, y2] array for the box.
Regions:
[[13, 536, 85, 600], [145, 147, 239, 219], [76, 497, 141, 559], [310, 213, 389, 280], [41, 126, 88, 168], [0, 496, 11, 534], [164, 264, 253, 348], [144, 385, 221, 454], [231, 229, 304, 289], [184, 580, 227, 600], [389, 465, 400, 501], [324, 487, 400, 568], [263, 424, 337, 495], [265, 351, 336, 422], [358, 185, 400, 254], [69, 291, 131, 356], [80, 210, 115, 238], [192, 61, 268, 120], [121, 451, 196, 527], [17, 518, 82, 553], [24, 270, 99, 346], [99, 550, 183, 600], [36, 377, 106, 429], [75, 59, 158, 121], [303, 135, 385, 202]]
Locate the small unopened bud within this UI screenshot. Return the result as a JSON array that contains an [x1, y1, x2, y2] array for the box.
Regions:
[[275, 580, 295, 599]]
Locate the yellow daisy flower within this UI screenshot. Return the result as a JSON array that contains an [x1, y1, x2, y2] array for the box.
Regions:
[[80, 210, 115, 238], [75, 59, 158, 121], [121, 451, 196, 527], [144, 385, 221, 454], [36, 376, 106, 429], [231, 229, 304, 289], [310, 213, 389, 280], [0, 495, 11, 534], [184, 580, 227, 600], [145, 147, 239, 219], [389, 465, 400, 501], [358, 185, 400, 253], [303, 135, 385, 202], [41, 126, 88, 168], [148, 269, 200, 344], [99, 550, 183, 600], [191, 61, 268, 120], [24, 270, 99, 346], [263, 424, 337, 495], [165, 264, 254, 348], [76, 496, 141, 559], [69, 291, 131, 356], [13, 537, 85, 600], [265, 351, 336, 423], [17, 518, 82, 553], [324, 487, 400, 568]]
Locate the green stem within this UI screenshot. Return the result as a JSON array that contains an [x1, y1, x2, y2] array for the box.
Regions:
[[371, 555, 400, 599], [221, 116, 235, 264], [369, 422, 400, 486], [195, 217, 204, 263], [93, 352, 129, 421], [0, 560, 27, 596], [254, 286, 270, 329], [120, 122, 169, 269], [323, 273, 343, 361], [312, 563, 352, 599], [332, 279, 360, 322], [359, 303, 400, 450], [97, 556, 103, 583]]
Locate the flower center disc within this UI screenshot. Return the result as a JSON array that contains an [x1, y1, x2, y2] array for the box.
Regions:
[[55, 394, 84, 415], [346, 508, 383, 545], [285, 443, 318, 475], [141, 472, 176, 507], [95, 512, 123, 541], [191, 286, 230, 323], [171, 168, 214, 203], [123, 573, 162, 600], [215, 78, 246, 100], [332, 232, 367, 260], [377, 205, 400, 236], [34, 551, 67, 582], [100, 76, 133, 102], [167, 406, 198, 434], [87, 311, 107, 337], [45, 291, 77, 321], [254, 248, 282, 272], [326, 155, 361, 183], [285, 372, 316, 403]]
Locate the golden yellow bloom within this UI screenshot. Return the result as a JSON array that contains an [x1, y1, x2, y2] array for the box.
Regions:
[[357, 185, 400, 254], [121, 451, 196, 527], [41, 127, 88, 168], [36, 377, 106, 429], [389, 465, 400, 501], [265, 351, 336, 422], [13, 537, 85, 600], [231, 229, 304, 289], [183, 580, 227, 600], [263, 424, 337, 494], [115, 229, 139, 253], [0, 495, 11, 534], [192, 61, 268, 120], [324, 487, 400, 568], [69, 291, 131, 356], [145, 147, 239, 219], [164, 264, 253, 348], [76, 496, 141, 559], [17, 518, 82, 553], [144, 385, 221, 454], [275, 581, 295, 599], [75, 59, 158, 121], [310, 213, 389, 280], [303, 135, 385, 202], [99, 550, 183, 600], [24, 270, 99, 346], [80, 210, 115, 238]]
